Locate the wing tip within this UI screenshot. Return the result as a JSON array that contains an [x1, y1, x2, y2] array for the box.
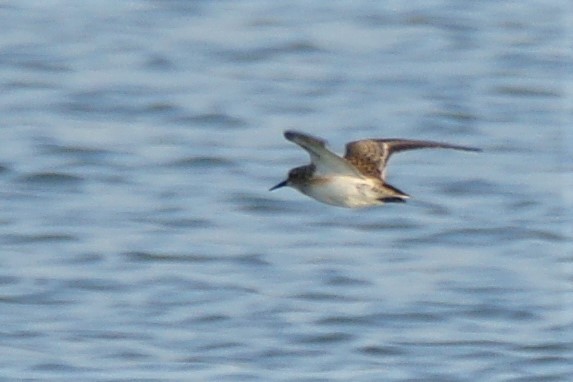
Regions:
[[283, 130, 326, 146], [382, 139, 483, 153], [454, 145, 482, 153], [283, 130, 297, 140], [284, 130, 307, 143]]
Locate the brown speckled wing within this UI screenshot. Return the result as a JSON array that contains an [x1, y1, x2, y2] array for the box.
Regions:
[[344, 139, 481, 180], [343, 140, 386, 179]]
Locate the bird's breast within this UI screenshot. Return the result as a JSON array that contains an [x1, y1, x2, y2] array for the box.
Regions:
[[299, 176, 381, 208]]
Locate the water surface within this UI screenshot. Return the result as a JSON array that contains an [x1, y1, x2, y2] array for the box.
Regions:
[[0, 1, 571, 381]]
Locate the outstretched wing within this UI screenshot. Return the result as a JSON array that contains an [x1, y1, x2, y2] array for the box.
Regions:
[[284, 130, 364, 177], [344, 139, 481, 181]]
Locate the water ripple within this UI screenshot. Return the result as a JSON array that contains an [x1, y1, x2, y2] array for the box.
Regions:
[[17, 172, 84, 189], [170, 112, 246, 128], [166, 156, 236, 169], [2, 233, 78, 245], [123, 251, 222, 264]]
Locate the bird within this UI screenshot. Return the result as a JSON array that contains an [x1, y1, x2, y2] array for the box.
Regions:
[[269, 130, 481, 208]]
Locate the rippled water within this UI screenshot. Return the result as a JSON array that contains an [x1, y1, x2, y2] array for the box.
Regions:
[[1, 1, 572, 381]]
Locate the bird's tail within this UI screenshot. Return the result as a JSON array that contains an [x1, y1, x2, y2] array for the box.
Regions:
[[378, 183, 410, 203]]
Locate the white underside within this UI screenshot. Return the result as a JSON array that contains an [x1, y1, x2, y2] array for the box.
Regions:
[[297, 176, 389, 208]]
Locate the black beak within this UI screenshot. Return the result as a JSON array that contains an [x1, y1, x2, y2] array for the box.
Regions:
[[269, 180, 288, 191]]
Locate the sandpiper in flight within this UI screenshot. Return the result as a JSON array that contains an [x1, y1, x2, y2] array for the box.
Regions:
[[270, 130, 481, 208]]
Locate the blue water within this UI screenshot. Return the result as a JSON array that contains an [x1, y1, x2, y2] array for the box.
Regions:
[[1, 1, 572, 381]]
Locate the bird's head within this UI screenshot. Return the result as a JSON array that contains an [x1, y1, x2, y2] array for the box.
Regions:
[[269, 166, 311, 191]]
